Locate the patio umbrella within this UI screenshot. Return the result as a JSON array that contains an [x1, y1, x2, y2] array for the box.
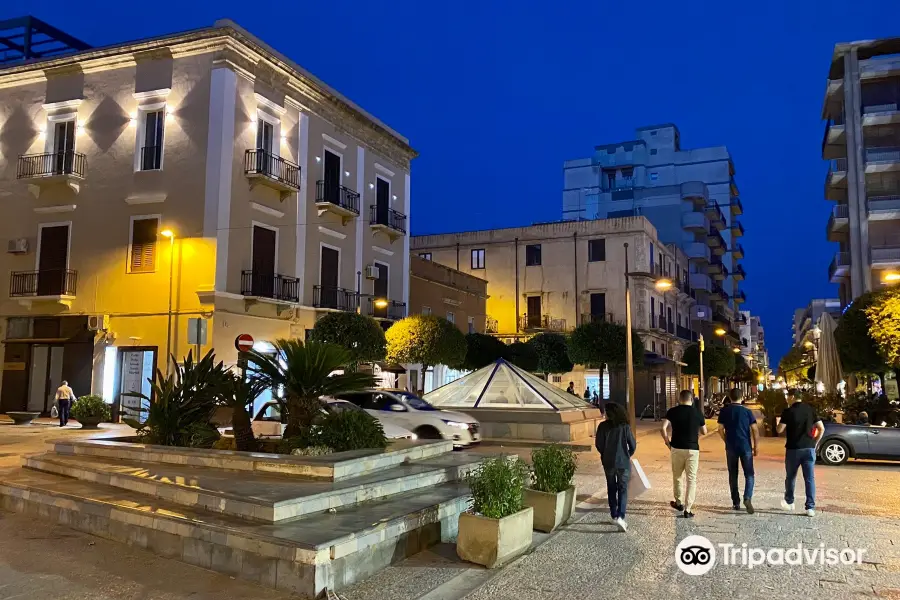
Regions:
[[815, 312, 843, 394]]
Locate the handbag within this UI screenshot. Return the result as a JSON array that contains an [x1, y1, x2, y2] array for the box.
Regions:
[[50, 405, 59, 418], [628, 457, 651, 498]]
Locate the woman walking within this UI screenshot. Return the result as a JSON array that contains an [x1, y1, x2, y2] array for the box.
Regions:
[[595, 402, 636, 531]]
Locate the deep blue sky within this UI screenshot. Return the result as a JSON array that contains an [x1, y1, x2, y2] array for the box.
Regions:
[[6, 1, 900, 365]]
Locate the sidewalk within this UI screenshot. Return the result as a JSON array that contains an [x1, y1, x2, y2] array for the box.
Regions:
[[636, 418, 719, 438]]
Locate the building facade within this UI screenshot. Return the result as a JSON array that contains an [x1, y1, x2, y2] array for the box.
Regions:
[[561, 124, 747, 345], [748, 315, 770, 375], [792, 298, 842, 348], [412, 216, 699, 413], [823, 37, 900, 304], [0, 20, 415, 415]]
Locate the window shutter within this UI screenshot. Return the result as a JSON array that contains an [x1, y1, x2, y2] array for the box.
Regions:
[[130, 218, 158, 272]]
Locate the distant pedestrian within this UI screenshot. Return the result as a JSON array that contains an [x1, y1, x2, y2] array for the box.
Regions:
[[566, 382, 576, 395], [583, 388, 592, 401], [777, 389, 824, 517], [661, 390, 707, 518], [717, 388, 759, 514], [55, 380, 75, 427], [856, 411, 870, 426], [595, 402, 636, 532]]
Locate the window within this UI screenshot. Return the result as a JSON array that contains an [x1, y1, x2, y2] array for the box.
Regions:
[[129, 217, 159, 273], [471, 249, 485, 269], [446, 311, 455, 324], [650, 149, 658, 155], [140, 110, 164, 171], [588, 239, 606, 262], [650, 297, 656, 328], [551, 375, 562, 383], [649, 243, 655, 272], [418, 253, 432, 261], [651, 341, 657, 353], [468, 316, 475, 334], [422, 306, 432, 316], [649, 172, 659, 181], [525, 244, 541, 266]]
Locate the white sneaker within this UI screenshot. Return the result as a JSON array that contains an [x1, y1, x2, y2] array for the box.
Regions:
[[615, 517, 628, 532], [781, 499, 795, 511], [608, 515, 618, 524], [806, 509, 816, 517]]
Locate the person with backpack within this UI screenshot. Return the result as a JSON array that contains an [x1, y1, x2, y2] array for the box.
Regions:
[[595, 402, 637, 532], [717, 388, 759, 513]]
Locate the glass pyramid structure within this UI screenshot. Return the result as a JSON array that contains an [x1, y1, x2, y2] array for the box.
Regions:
[[424, 359, 593, 411]]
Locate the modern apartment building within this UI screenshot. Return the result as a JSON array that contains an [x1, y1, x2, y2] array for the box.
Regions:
[[0, 18, 415, 415], [792, 298, 842, 347], [823, 37, 900, 304], [748, 315, 769, 375], [561, 124, 747, 345], [412, 216, 699, 413]]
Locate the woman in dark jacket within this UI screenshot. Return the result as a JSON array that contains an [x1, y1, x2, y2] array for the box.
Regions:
[[595, 402, 637, 531]]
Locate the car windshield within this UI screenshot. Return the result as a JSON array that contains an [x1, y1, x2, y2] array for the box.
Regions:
[[326, 401, 364, 414], [393, 391, 437, 411]]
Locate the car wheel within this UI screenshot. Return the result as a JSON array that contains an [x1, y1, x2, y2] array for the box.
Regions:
[[415, 426, 443, 440], [820, 440, 849, 465]]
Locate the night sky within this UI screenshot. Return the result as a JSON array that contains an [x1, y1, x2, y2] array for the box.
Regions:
[[6, 0, 900, 366]]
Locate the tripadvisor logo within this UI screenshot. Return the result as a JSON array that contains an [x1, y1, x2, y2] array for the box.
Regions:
[[675, 535, 868, 575]]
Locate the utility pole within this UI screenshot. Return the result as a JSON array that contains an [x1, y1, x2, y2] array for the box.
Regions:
[[624, 243, 636, 437]]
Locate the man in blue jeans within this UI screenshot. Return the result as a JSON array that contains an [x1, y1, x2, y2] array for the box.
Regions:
[[777, 388, 825, 517], [717, 388, 759, 514]]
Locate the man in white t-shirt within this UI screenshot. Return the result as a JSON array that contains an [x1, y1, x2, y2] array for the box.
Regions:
[[55, 380, 75, 427]]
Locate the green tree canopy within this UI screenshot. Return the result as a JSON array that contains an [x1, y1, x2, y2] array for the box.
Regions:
[[463, 333, 508, 370], [778, 345, 807, 376], [682, 343, 736, 379], [527, 333, 574, 375], [835, 291, 887, 374], [386, 315, 467, 389], [865, 286, 900, 369], [309, 312, 386, 367], [507, 341, 539, 372], [567, 320, 644, 370], [732, 353, 757, 384]]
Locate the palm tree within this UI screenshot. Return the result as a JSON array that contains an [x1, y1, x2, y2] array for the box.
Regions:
[[247, 340, 375, 438], [220, 373, 269, 452]]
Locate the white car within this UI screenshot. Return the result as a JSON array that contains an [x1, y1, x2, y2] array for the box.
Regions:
[[220, 400, 417, 441], [332, 389, 481, 448]]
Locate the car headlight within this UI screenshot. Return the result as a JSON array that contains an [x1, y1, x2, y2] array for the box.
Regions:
[[442, 420, 470, 430]]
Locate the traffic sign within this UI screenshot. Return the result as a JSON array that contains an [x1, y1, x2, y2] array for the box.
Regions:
[[235, 334, 254, 353]]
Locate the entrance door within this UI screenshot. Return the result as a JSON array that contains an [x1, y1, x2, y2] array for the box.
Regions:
[[54, 121, 75, 174], [256, 119, 275, 174], [320, 246, 340, 308], [376, 178, 390, 225], [590, 292, 606, 320], [374, 263, 388, 318], [526, 296, 542, 328], [323, 150, 341, 205], [26, 345, 64, 414], [37, 225, 69, 296], [251, 226, 277, 298]]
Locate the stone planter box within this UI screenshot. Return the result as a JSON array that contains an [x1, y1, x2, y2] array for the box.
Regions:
[[524, 486, 576, 533], [75, 416, 103, 429], [457, 507, 533, 568], [7, 412, 40, 425]]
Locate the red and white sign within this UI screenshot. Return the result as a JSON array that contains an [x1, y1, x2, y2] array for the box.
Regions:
[[234, 334, 254, 353]]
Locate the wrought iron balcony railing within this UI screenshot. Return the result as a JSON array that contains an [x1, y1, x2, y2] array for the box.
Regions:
[[9, 269, 77, 297], [240, 270, 300, 302], [17, 151, 86, 179]]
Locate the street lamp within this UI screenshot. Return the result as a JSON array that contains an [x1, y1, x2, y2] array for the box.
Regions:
[[374, 298, 389, 309], [160, 229, 175, 376], [714, 327, 726, 336], [882, 271, 900, 284]]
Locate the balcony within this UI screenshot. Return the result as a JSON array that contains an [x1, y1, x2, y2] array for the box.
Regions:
[[871, 245, 900, 268], [710, 281, 729, 303], [731, 220, 745, 237], [315, 181, 360, 223], [861, 56, 900, 79], [730, 177, 740, 197], [244, 149, 301, 201], [828, 251, 850, 283], [485, 317, 498, 334], [685, 242, 711, 263], [733, 243, 745, 259], [733, 264, 746, 281], [677, 325, 698, 343], [734, 290, 747, 305], [680, 181, 708, 205], [826, 158, 848, 188], [681, 211, 709, 232], [9, 269, 77, 308], [581, 312, 619, 325], [678, 278, 692, 297], [730, 196, 743, 215], [708, 257, 728, 281], [865, 147, 900, 172], [863, 103, 900, 127], [827, 204, 850, 241], [363, 296, 407, 321], [17, 151, 87, 197], [705, 202, 726, 230], [868, 195, 900, 220], [707, 227, 727, 255], [369, 205, 407, 241], [519, 314, 567, 333], [823, 116, 846, 150], [240, 271, 299, 303], [689, 273, 712, 293], [312, 286, 358, 312]]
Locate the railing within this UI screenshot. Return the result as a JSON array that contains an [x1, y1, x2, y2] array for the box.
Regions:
[[485, 316, 498, 333], [315, 181, 360, 215], [17, 151, 86, 179], [9, 269, 77, 297], [677, 325, 698, 342], [829, 158, 848, 174], [656, 316, 669, 332], [833, 204, 850, 219], [609, 178, 635, 191], [735, 290, 747, 303], [869, 195, 900, 213], [519, 314, 566, 332], [865, 147, 900, 164], [363, 296, 406, 320], [705, 201, 725, 227], [710, 281, 729, 301], [240, 270, 299, 302], [871, 246, 900, 264], [863, 103, 899, 116], [140, 145, 162, 171], [369, 205, 407, 234], [733, 243, 745, 258], [732, 220, 745, 236], [730, 197, 743, 215], [828, 252, 850, 280], [312, 285, 358, 312], [243, 149, 301, 189], [707, 226, 726, 247], [581, 312, 616, 325], [733, 264, 747, 279]]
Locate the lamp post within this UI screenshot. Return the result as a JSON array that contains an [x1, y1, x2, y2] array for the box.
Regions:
[[160, 229, 175, 376]]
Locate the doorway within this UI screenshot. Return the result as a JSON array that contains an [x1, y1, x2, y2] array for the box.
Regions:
[[526, 296, 542, 329], [53, 120, 75, 174], [37, 224, 70, 296], [323, 149, 341, 204], [373, 262, 388, 318], [251, 225, 277, 298], [375, 178, 390, 225], [320, 245, 340, 308], [26, 345, 64, 413]]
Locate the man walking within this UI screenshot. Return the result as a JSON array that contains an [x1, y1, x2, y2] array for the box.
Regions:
[[778, 388, 825, 517], [55, 380, 75, 427], [661, 390, 707, 518], [718, 388, 759, 514]]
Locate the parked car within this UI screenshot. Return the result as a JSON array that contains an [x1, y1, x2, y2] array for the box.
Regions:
[[218, 400, 417, 441], [332, 388, 481, 448], [818, 422, 900, 465]]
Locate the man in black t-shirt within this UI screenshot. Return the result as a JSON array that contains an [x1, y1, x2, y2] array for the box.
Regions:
[[661, 390, 708, 518], [777, 389, 825, 517]]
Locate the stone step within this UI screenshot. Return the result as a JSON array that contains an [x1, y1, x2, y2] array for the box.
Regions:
[[0, 469, 469, 597], [53, 438, 454, 481], [24, 450, 484, 522]]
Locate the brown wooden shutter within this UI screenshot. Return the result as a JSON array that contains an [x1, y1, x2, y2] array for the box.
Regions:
[[130, 218, 158, 273]]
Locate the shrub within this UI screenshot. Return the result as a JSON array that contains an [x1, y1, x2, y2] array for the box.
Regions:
[[276, 429, 324, 455], [212, 437, 236, 451], [758, 389, 787, 435], [291, 446, 334, 457], [319, 410, 388, 452], [531, 444, 577, 493], [184, 422, 221, 449], [70, 395, 111, 421], [466, 457, 531, 520]]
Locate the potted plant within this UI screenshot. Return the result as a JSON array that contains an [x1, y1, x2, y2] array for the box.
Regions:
[[524, 444, 577, 532], [70, 395, 112, 429], [457, 456, 532, 568]]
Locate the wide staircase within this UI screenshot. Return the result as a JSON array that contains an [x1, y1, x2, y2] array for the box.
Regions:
[[0, 438, 486, 598]]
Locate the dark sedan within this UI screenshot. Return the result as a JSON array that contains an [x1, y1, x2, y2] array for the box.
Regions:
[[818, 422, 900, 465]]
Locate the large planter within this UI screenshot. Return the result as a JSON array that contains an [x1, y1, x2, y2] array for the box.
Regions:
[[456, 507, 533, 568], [76, 416, 103, 430], [524, 486, 576, 533]]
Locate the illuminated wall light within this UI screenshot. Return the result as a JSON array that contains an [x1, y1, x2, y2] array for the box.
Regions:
[[392, 194, 397, 201], [315, 156, 321, 163], [344, 170, 350, 177], [76, 125, 85, 135], [369, 183, 375, 189]]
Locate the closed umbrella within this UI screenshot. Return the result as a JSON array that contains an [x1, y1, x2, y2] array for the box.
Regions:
[[815, 312, 843, 394]]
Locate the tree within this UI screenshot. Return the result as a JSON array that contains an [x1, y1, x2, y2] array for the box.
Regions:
[[778, 345, 807, 378], [568, 320, 644, 370], [463, 333, 508, 370], [385, 315, 467, 392], [507, 341, 539, 372], [836, 291, 887, 374], [248, 340, 375, 437], [682, 344, 736, 379], [309, 312, 386, 368], [219, 373, 269, 452], [527, 333, 574, 375], [732, 354, 757, 384], [865, 286, 900, 369]]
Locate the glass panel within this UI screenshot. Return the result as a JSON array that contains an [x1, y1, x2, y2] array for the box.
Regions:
[[27, 346, 49, 412]]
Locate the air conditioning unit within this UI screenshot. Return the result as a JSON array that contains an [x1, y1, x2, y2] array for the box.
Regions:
[[364, 264, 380, 280], [7, 238, 28, 254], [87, 315, 110, 332]]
